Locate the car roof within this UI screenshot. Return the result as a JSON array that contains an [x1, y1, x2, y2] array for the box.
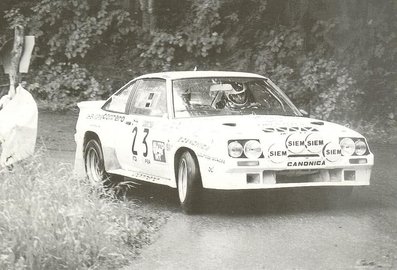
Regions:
[[135, 71, 267, 80]]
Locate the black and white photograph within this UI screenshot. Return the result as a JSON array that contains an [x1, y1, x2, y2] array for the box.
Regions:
[[0, 0, 396, 269]]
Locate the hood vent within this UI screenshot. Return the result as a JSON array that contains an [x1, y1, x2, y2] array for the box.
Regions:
[[311, 121, 324, 126], [222, 123, 236, 127]]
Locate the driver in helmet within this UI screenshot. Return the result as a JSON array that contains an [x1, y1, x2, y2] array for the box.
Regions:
[[215, 82, 253, 109]]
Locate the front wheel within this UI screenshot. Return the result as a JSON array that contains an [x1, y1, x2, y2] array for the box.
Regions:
[[177, 151, 202, 214], [84, 139, 121, 188]]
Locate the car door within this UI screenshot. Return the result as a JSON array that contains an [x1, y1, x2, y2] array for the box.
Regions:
[[100, 80, 138, 171], [122, 78, 172, 184]]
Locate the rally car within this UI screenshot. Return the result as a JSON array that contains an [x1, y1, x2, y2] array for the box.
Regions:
[[74, 71, 374, 213]]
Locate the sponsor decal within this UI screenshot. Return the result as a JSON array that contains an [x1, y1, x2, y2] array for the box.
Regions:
[[285, 132, 326, 154], [323, 142, 342, 162], [197, 153, 225, 164], [285, 133, 306, 153], [178, 137, 210, 151], [268, 143, 288, 163], [301, 126, 317, 132], [133, 172, 161, 182], [305, 133, 324, 153], [269, 150, 288, 157], [86, 113, 125, 122], [152, 140, 166, 162], [287, 160, 326, 167], [263, 127, 275, 133], [276, 127, 288, 133]]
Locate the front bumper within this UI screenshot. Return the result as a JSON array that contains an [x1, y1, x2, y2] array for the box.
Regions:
[[199, 155, 373, 190]]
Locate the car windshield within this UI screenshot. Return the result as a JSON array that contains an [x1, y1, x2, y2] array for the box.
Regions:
[[172, 77, 300, 118]]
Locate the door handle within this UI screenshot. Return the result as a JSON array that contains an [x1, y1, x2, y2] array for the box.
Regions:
[[125, 121, 132, 125]]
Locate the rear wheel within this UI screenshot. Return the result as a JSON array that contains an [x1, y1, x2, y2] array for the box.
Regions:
[[177, 151, 202, 214], [84, 139, 122, 188]]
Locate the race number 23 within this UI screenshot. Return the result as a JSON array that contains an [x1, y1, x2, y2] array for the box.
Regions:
[[131, 127, 150, 157]]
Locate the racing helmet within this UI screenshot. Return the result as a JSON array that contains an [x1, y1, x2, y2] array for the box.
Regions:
[[226, 82, 248, 106]]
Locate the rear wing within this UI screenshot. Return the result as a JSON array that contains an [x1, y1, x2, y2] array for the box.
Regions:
[[77, 100, 106, 111]]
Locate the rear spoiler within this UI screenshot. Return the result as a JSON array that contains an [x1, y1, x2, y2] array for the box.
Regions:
[[77, 100, 106, 110]]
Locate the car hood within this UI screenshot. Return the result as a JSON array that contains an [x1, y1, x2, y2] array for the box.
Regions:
[[175, 115, 362, 138]]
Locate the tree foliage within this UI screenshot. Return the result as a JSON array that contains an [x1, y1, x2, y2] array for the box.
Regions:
[[0, 0, 396, 137], [5, 0, 137, 63]]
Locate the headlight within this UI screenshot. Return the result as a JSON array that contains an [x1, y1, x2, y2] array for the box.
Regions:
[[340, 138, 355, 156], [228, 141, 243, 158], [355, 140, 367, 156], [244, 140, 262, 159]]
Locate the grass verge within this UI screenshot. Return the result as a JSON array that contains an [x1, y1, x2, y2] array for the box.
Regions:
[[0, 153, 167, 269]]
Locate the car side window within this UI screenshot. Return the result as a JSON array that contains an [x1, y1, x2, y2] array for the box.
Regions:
[[103, 81, 136, 113], [128, 79, 167, 117]]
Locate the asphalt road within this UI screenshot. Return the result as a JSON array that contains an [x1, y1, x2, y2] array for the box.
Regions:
[[41, 111, 396, 270], [121, 143, 397, 270]]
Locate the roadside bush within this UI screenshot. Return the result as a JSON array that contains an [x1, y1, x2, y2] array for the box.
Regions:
[[28, 63, 103, 110], [0, 153, 159, 269]]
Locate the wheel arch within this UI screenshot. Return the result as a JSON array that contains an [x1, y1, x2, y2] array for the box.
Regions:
[[84, 131, 100, 148], [82, 131, 121, 172], [75, 130, 100, 178], [173, 147, 202, 186]]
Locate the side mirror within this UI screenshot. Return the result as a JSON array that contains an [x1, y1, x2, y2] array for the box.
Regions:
[[299, 109, 309, 117]]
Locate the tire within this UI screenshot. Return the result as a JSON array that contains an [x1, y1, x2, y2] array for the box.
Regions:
[[177, 151, 202, 214], [84, 139, 122, 188]]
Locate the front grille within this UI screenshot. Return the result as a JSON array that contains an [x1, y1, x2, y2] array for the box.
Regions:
[[276, 169, 319, 183], [275, 169, 342, 184]]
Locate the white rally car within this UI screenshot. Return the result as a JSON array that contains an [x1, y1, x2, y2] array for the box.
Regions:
[[74, 71, 374, 213]]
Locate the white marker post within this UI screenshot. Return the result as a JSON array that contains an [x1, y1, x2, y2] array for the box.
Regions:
[[7, 25, 24, 98], [0, 25, 37, 167]]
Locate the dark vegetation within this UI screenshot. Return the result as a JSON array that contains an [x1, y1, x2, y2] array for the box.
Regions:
[[1, 0, 396, 141]]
